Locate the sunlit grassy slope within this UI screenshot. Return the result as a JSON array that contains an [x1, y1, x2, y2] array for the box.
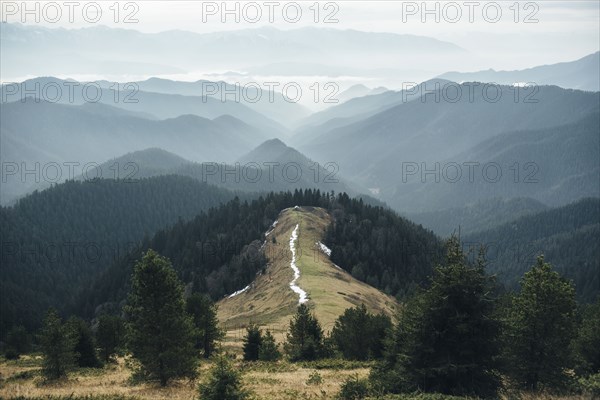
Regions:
[[217, 206, 398, 348]]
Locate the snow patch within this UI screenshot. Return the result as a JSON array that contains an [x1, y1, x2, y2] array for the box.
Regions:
[[317, 241, 342, 270], [228, 285, 250, 298], [265, 219, 278, 237], [316, 241, 332, 257], [289, 224, 308, 304]]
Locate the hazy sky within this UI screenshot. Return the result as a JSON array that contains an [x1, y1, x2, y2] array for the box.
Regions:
[[3, 1, 598, 70], [1, 0, 599, 86]]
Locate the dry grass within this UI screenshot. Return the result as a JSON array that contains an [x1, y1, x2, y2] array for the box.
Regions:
[[217, 206, 398, 351], [0, 355, 368, 400], [244, 366, 369, 400], [0, 355, 200, 399], [1, 356, 591, 400]]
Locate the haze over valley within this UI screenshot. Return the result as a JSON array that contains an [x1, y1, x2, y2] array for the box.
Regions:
[[1, 2, 599, 399]]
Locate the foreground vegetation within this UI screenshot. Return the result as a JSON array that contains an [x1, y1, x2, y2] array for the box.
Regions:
[[1, 233, 599, 399], [1, 354, 597, 400]]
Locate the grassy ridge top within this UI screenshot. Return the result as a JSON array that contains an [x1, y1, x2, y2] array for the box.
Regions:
[[217, 206, 398, 348]]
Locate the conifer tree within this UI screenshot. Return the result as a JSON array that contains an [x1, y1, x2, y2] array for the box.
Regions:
[[198, 355, 248, 400], [96, 315, 126, 363], [331, 304, 392, 361], [258, 330, 281, 361], [371, 237, 501, 397], [186, 293, 223, 358], [126, 249, 198, 386], [574, 298, 600, 376], [284, 304, 324, 361], [505, 256, 577, 391], [242, 324, 262, 361], [66, 317, 102, 368], [40, 308, 75, 380]]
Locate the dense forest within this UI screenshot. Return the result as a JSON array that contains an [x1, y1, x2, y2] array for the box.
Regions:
[[324, 198, 443, 298], [76, 190, 441, 320], [465, 197, 600, 302], [3, 173, 598, 338], [0, 176, 238, 332], [407, 197, 548, 236]]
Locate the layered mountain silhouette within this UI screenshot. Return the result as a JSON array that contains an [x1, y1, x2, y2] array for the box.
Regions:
[[439, 52, 600, 91], [296, 84, 599, 212]]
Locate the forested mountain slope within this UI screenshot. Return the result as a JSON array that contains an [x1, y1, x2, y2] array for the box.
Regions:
[[77, 191, 442, 322], [0, 176, 238, 332], [465, 198, 600, 302]]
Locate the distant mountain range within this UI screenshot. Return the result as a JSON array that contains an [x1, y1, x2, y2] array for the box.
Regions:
[[296, 83, 599, 212], [439, 52, 600, 92], [96, 77, 311, 127], [90, 141, 367, 198], [292, 79, 451, 143], [1, 77, 287, 132], [407, 197, 548, 237], [3, 76, 599, 212], [0, 99, 271, 162], [0, 89, 374, 205], [336, 84, 389, 104], [1, 23, 465, 85], [0, 99, 271, 203]]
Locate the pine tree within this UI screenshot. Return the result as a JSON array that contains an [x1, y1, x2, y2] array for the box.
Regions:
[[371, 237, 501, 397], [39, 308, 75, 380], [198, 355, 248, 400], [125, 249, 198, 386], [66, 317, 102, 368], [332, 304, 371, 360], [573, 298, 600, 375], [242, 324, 262, 361], [331, 304, 392, 361], [258, 330, 281, 361], [96, 315, 126, 363], [369, 312, 393, 359], [505, 256, 577, 391], [284, 304, 324, 361], [186, 293, 223, 358]]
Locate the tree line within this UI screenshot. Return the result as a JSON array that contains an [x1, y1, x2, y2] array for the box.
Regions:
[[75, 189, 442, 321]]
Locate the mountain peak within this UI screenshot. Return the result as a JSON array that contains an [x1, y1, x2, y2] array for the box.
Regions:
[[260, 138, 288, 148], [236, 138, 293, 164]]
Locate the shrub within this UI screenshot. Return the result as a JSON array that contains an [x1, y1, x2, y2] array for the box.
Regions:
[[198, 356, 249, 400], [306, 370, 323, 385], [338, 374, 369, 399], [5, 347, 20, 360], [578, 372, 600, 397]]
